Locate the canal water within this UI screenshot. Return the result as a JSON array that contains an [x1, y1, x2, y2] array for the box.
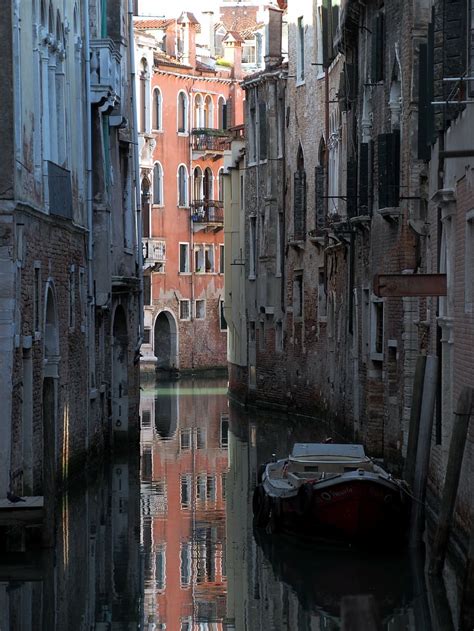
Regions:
[[0, 377, 460, 630]]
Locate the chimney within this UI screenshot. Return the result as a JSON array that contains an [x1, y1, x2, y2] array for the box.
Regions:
[[223, 32, 243, 80], [177, 12, 198, 68], [202, 11, 215, 57], [265, 7, 283, 68]]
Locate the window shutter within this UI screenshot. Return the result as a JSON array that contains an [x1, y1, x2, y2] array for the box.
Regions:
[[346, 158, 358, 218], [371, 14, 384, 83], [359, 143, 369, 214], [377, 133, 389, 209], [315, 165, 325, 231], [294, 171, 306, 240], [222, 103, 227, 130], [259, 102, 267, 160]]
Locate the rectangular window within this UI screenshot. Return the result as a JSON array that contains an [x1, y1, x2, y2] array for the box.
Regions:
[[220, 414, 229, 448], [180, 474, 192, 508], [371, 12, 385, 83], [249, 216, 257, 279], [179, 299, 190, 320], [197, 473, 207, 501], [220, 299, 227, 331], [141, 409, 151, 428], [249, 102, 257, 163], [180, 428, 191, 450], [465, 210, 474, 312], [275, 321, 283, 352], [318, 268, 327, 319], [196, 427, 206, 449], [294, 170, 307, 240], [222, 472, 227, 500], [249, 321, 256, 343], [143, 275, 151, 306], [219, 244, 225, 274], [293, 273, 303, 319], [195, 299, 205, 319], [79, 267, 86, 331], [207, 475, 216, 501], [205, 245, 215, 273], [69, 265, 75, 329], [143, 328, 151, 344], [179, 242, 190, 273], [297, 16, 305, 81], [34, 263, 41, 334], [377, 131, 400, 209], [155, 545, 166, 591], [370, 297, 384, 360], [180, 543, 192, 586]]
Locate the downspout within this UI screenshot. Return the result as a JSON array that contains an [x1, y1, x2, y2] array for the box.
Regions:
[[189, 83, 195, 370], [84, 0, 93, 449], [129, 0, 144, 346]]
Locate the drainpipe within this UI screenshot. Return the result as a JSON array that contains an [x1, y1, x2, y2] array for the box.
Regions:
[[84, 0, 93, 451], [189, 84, 195, 370], [129, 0, 144, 346]]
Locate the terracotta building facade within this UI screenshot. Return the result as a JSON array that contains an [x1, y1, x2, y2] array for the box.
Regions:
[[135, 13, 244, 377]]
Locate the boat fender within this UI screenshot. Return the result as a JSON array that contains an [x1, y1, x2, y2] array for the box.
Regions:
[[253, 484, 271, 527], [321, 491, 332, 502], [297, 482, 313, 515]]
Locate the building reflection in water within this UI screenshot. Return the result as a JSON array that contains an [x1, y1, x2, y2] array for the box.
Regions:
[[226, 404, 452, 631], [0, 452, 141, 630], [140, 379, 230, 630]]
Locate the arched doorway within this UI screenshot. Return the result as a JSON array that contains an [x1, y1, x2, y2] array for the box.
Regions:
[[42, 284, 59, 534], [154, 311, 177, 371], [112, 305, 129, 432]]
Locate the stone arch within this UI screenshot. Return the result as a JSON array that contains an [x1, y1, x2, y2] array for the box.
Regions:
[[112, 305, 129, 432], [153, 310, 178, 371]]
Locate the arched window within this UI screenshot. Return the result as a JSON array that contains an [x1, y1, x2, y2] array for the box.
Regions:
[[294, 145, 306, 240], [141, 177, 151, 237], [152, 88, 162, 130], [194, 93, 203, 129], [218, 168, 224, 202], [178, 165, 188, 206], [218, 96, 226, 130], [203, 167, 213, 201], [204, 95, 213, 128], [140, 58, 148, 133], [193, 166, 203, 202], [153, 163, 163, 205], [177, 91, 188, 133]]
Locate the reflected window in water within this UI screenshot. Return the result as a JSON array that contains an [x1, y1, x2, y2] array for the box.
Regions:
[[141, 408, 151, 428], [220, 414, 229, 448], [197, 426, 207, 448], [155, 544, 166, 591], [180, 428, 192, 450], [207, 475, 216, 502], [180, 541, 192, 586], [180, 473, 192, 508], [142, 446, 152, 480]]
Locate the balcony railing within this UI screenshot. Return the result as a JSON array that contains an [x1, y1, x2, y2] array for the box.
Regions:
[[191, 128, 231, 153], [48, 161, 73, 219], [90, 38, 121, 112], [191, 200, 224, 224], [143, 238, 166, 268]]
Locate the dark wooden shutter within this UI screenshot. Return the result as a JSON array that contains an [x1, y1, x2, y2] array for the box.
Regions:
[[222, 103, 227, 130], [371, 14, 384, 83], [418, 16, 435, 158], [346, 159, 358, 218], [294, 171, 306, 240], [259, 102, 267, 160], [321, 0, 339, 68], [359, 143, 369, 214], [377, 133, 389, 209], [315, 165, 325, 230]]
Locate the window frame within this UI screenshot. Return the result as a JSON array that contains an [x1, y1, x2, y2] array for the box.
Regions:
[[195, 299, 206, 320], [179, 299, 191, 321], [152, 161, 164, 206], [177, 90, 189, 134], [177, 164, 189, 208], [152, 86, 163, 131], [179, 242, 190, 274]]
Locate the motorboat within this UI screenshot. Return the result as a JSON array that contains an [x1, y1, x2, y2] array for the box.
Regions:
[[252, 443, 411, 543]]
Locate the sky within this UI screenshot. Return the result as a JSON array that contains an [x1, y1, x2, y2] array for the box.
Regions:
[[137, 0, 221, 19]]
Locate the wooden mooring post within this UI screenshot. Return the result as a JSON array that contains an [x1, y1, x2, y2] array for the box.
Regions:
[[409, 355, 438, 548], [429, 386, 473, 575], [341, 595, 381, 631]]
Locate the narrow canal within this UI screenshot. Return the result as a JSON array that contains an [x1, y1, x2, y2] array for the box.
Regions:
[[0, 377, 460, 629]]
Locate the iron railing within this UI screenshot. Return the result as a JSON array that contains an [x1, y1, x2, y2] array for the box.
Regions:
[[191, 128, 231, 153], [191, 200, 224, 224]]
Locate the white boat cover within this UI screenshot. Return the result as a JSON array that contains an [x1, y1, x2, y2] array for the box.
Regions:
[[291, 443, 366, 459]]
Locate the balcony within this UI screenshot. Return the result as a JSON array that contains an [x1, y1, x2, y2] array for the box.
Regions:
[[191, 128, 231, 157], [191, 200, 224, 232], [48, 161, 73, 220], [90, 39, 121, 113], [143, 238, 166, 271]]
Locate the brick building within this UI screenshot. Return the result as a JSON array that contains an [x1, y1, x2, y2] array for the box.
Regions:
[[0, 1, 141, 505], [225, 0, 474, 561], [135, 13, 244, 376]]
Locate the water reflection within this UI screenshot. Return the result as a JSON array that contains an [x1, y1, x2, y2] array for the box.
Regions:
[[0, 454, 140, 630], [140, 379, 229, 630]]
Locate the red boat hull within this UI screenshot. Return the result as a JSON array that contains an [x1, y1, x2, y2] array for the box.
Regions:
[[276, 479, 409, 542]]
